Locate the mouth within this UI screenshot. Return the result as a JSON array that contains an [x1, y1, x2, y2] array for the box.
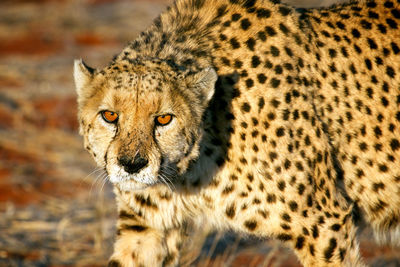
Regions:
[[106, 161, 179, 191], [107, 164, 157, 190]]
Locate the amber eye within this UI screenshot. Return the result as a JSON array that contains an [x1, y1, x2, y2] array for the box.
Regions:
[[155, 114, 173, 126], [101, 110, 119, 123]]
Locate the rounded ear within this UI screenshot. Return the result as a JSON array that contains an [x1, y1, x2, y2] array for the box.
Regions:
[[74, 59, 96, 96], [191, 67, 218, 104]]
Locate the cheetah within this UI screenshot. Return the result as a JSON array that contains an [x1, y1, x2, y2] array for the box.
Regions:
[[74, 0, 400, 265]]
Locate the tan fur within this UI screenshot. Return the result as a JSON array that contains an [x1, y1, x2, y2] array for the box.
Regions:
[[75, 0, 400, 266]]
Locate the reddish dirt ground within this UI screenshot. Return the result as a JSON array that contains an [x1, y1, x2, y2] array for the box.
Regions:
[[0, 0, 399, 266]]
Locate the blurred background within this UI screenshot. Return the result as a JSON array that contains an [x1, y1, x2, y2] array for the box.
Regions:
[[0, 0, 399, 266]]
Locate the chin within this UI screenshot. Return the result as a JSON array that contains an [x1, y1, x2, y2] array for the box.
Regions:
[[113, 179, 151, 191], [108, 166, 158, 191]]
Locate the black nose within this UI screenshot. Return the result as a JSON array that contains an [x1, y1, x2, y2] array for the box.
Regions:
[[119, 154, 149, 174]]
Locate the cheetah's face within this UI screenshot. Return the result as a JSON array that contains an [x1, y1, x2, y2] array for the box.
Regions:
[[74, 60, 217, 190]]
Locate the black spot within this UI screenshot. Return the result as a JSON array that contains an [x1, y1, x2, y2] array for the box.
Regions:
[[276, 127, 285, 137], [378, 23, 387, 33], [269, 151, 278, 161], [232, 13, 242, 21], [367, 38, 378, 49], [372, 182, 385, 192], [245, 78, 254, 88], [391, 8, 400, 19], [351, 28, 360, 38], [329, 63, 337, 72], [240, 18, 252, 30], [309, 244, 315, 256], [251, 56, 261, 67], [386, 18, 398, 29], [265, 26, 277, 36], [257, 73, 267, 84], [270, 46, 280, 56], [119, 210, 136, 220], [258, 97, 265, 110], [257, 31, 267, 41], [295, 161, 304, 171], [365, 58, 372, 70], [230, 37, 241, 49], [267, 193, 276, 203], [361, 19, 372, 29], [366, 87, 374, 98], [386, 66, 395, 78], [278, 6, 291, 16], [225, 204, 236, 218], [312, 224, 319, 238], [257, 8, 271, 18], [216, 5, 228, 17], [241, 102, 251, 112], [219, 34, 227, 41], [328, 48, 337, 58], [234, 59, 243, 69], [359, 142, 368, 151], [298, 183, 305, 195], [336, 21, 345, 29], [244, 220, 257, 231], [222, 184, 235, 194], [270, 78, 281, 88], [390, 139, 400, 151], [324, 238, 337, 261], [349, 63, 357, 74], [241, 0, 256, 8], [277, 233, 292, 241], [381, 96, 389, 107], [251, 130, 259, 137], [221, 57, 230, 66], [284, 47, 293, 57], [245, 38, 256, 50], [274, 65, 283, 74], [391, 42, 400, 54], [379, 164, 388, 172], [134, 194, 158, 209], [270, 99, 280, 108], [279, 23, 290, 34], [330, 224, 341, 231], [264, 59, 273, 68], [383, 47, 390, 56], [321, 30, 330, 37], [289, 201, 298, 212], [295, 236, 305, 250], [384, 0, 394, 8], [252, 144, 259, 152]]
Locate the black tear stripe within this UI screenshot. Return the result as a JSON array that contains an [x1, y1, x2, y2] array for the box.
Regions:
[[104, 133, 118, 167], [184, 132, 197, 157]]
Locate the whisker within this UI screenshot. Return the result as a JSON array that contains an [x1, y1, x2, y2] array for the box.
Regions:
[[158, 174, 172, 191], [99, 173, 109, 194], [90, 169, 107, 197]]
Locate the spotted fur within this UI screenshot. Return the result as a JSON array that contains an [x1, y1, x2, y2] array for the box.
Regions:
[[74, 0, 400, 266]]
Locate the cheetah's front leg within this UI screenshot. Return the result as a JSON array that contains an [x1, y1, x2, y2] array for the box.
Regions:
[[108, 218, 182, 267]]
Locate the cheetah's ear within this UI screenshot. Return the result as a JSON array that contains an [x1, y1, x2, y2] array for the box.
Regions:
[[74, 59, 96, 96], [192, 67, 218, 104]]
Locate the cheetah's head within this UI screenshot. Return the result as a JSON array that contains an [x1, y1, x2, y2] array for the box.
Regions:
[[74, 59, 217, 191]]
